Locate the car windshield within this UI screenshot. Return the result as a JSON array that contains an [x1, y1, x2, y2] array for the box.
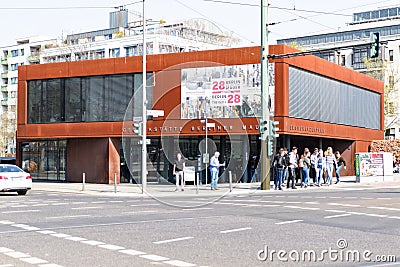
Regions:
[[0, 166, 23, 173]]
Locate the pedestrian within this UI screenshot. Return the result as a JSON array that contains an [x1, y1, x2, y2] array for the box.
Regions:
[[173, 152, 185, 191], [325, 147, 337, 186], [209, 151, 225, 190], [335, 151, 346, 184], [315, 149, 326, 186], [286, 146, 298, 189], [273, 148, 286, 190], [310, 148, 319, 185], [301, 151, 311, 188], [282, 147, 289, 185]]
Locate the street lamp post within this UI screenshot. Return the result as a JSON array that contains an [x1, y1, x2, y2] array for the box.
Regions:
[[201, 98, 209, 185], [141, 0, 147, 193], [260, 0, 271, 190]]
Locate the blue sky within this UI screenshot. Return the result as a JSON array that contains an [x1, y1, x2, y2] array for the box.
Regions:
[[0, 0, 399, 47]]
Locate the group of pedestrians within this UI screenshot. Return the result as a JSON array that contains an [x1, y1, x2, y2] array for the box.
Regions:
[[272, 146, 347, 190]]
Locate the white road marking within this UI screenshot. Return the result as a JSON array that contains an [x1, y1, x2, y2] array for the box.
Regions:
[[140, 255, 170, 261], [0, 247, 13, 253], [4, 251, 30, 258], [38, 264, 63, 267], [328, 203, 360, 207], [118, 249, 146, 256], [325, 209, 346, 213], [98, 244, 125, 250], [163, 260, 196, 266], [51, 233, 71, 238], [263, 204, 280, 207], [348, 212, 366, 215], [37, 230, 56, 234], [122, 210, 161, 214], [284, 205, 319, 210], [377, 198, 392, 200], [324, 214, 352, 219], [220, 227, 252, 234], [388, 216, 400, 219], [46, 215, 91, 219], [10, 205, 28, 208], [11, 224, 29, 228], [130, 203, 161, 207], [0, 264, 13, 267], [275, 220, 303, 225], [71, 202, 88, 205], [20, 257, 48, 264], [368, 206, 400, 212], [2, 210, 40, 214], [32, 204, 49, 207], [71, 206, 101, 210], [51, 203, 69, 206], [91, 201, 106, 204], [183, 207, 213, 211], [65, 236, 87, 242], [153, 237, 194, 244], [81, 240, 105, 246], [109, 201, 123, 203]]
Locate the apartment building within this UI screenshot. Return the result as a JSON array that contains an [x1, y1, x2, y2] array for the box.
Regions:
[[0, 36, 57, 155]]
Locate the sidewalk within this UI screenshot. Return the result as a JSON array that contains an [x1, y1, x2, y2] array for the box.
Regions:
[[31, 174, 400, 197]]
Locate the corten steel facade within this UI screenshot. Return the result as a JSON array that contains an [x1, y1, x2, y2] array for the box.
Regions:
[[16, 45, 384, 184]]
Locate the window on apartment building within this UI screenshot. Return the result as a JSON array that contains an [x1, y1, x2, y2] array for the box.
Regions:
[[10, 77, 17, 84], [341, 55, 346, 66], [389, 50, 394, 61], [10, 64, 18, 71], [110, 48, 120, 58], [10, 91, 16, 98], [20, 49, 24, 56], [11, 50, 18, 57]]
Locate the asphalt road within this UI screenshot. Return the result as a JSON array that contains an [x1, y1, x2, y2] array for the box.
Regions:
[[0, 185, 399, 267]]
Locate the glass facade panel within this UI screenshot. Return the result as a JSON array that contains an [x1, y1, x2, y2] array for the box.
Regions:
[[289, 66, 380, 130], [27, 73, 153, 124], [21, 140, 66, 181]]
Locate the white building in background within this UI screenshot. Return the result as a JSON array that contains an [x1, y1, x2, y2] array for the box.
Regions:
[[0, 36, 57, 154], [41, 9, 238, 63], [277, 6, 400, 138]]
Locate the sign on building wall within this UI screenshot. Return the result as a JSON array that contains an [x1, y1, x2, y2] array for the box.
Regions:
[[180, 63, 275, 119]]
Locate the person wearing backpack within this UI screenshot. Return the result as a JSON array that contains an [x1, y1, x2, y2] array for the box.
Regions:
[[273, 148, 286, 190]]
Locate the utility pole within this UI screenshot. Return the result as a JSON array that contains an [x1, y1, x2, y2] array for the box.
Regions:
[[141, 0, 147, 193], [260, 0, 270, 190]]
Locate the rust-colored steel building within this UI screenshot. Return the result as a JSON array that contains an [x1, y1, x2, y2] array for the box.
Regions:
[[17, 45, 384, 183]]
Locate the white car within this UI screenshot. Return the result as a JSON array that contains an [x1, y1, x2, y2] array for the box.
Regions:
[[0, 164, 32, 195]]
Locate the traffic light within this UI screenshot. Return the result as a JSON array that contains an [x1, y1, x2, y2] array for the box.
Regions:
[[370, 32, 379, 58], [259, 120, 268, 135], [269, 120, 279, 138], [267, 139, 273, 157], [133, 122, 143, 136]]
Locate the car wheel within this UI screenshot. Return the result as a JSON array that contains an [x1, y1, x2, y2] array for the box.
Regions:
[[17, 190, 27, 196]]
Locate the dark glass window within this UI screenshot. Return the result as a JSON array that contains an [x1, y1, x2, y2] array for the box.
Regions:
[[27, 73, 152, 124]]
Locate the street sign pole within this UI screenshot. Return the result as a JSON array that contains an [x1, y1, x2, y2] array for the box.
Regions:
[[141, 0, 147, 194], [260, 0, 270, 190]]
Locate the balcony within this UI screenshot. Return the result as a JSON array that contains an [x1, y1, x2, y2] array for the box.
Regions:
[[28, 53, 40, 64], [1, 100, 8, 106], [1, 85, 8, 92], [1, 58, 7, 65], [1, 72, 8, 79]]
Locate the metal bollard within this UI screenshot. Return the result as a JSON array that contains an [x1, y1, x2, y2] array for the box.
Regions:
[[196, 172, 199, 194], [82, 173, 86, 191], [229, 171, 232, 192], [114, 173, 117, 193]]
